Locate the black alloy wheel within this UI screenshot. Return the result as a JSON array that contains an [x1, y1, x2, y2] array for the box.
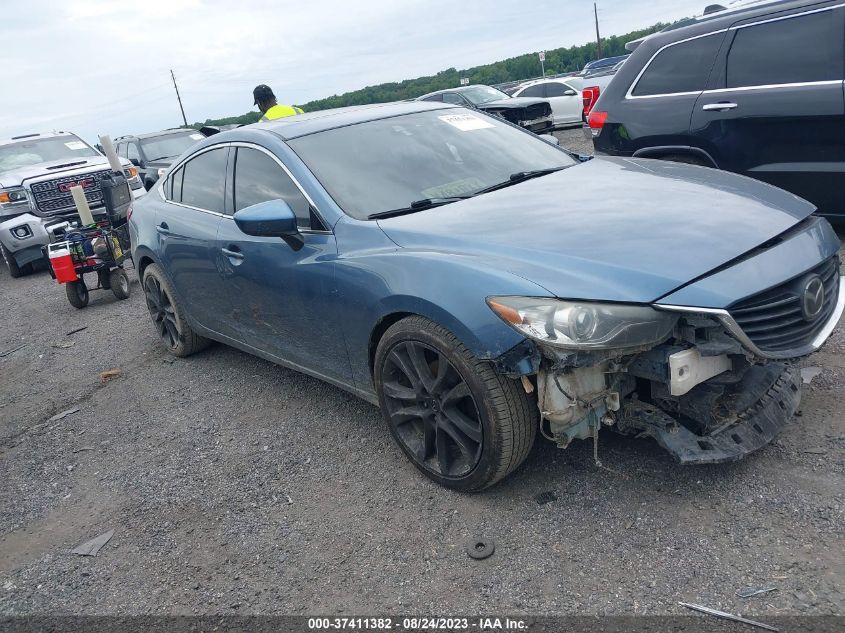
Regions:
[[144, 274, 179, 349], [375, 316, 536, 491], [382, 340, 484, 478], [141, 263, 210, 357]]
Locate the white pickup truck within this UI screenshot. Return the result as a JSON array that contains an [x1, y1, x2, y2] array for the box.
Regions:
[[0, 131, 147, 277]]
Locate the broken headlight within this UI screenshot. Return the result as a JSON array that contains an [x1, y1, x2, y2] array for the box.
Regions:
[[487, 296, 678, 350]]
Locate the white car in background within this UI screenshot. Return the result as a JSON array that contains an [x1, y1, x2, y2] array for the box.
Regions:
[[512, 77, 584, 128]]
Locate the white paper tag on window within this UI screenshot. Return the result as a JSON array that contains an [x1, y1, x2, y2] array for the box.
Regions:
[[438, 114, 495, 131], [189, 133, 204, 140], [64, 141, 88, 150]]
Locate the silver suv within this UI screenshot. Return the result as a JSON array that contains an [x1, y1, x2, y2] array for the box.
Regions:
[[0, 131, 147, 277]]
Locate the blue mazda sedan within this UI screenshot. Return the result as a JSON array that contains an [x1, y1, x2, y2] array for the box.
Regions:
[[130, 101, 843, 491]]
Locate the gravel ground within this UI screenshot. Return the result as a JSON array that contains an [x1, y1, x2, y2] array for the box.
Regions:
[[0, 155, 843, 617]]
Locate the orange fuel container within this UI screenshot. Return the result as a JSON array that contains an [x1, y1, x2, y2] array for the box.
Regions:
[[47, 242, 78, 284]]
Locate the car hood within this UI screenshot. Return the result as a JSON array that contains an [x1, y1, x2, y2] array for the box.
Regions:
[[0, 156, 117, 187], [376, 157, 816, 304], [479, 97, 546, 109]]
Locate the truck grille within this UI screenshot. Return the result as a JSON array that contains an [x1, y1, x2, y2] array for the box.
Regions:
[[30, 169, 111, 216], [728, 255, 840, 353]]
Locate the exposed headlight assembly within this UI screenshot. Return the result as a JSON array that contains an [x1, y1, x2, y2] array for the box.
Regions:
[[487, 296, 678, 350]]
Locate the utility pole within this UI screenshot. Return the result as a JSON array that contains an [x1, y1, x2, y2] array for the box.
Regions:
[[170, 69, 188, 127], [594, 2, 603, 60]]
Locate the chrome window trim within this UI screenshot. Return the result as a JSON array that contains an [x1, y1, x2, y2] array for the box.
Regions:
[[703, 80, 844, 94], [626, 3, 845, 100], [656, 277, 845, 360], [161, 141, 331, 234], [625, 30, 727, 100]]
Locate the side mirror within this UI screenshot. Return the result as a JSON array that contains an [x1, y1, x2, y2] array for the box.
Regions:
[[563, 89, 577, 96], [129, 158, 141, 167], [540, 134, 560, 147], [233, 199, 304, 250]]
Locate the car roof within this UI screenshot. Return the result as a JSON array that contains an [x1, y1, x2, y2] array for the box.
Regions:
[[256, 100, 462, 139], [417, 84, 504, 100], [116, 128, 197, 141], [628, 0, 819, 49], [0, 131, 78, 146]]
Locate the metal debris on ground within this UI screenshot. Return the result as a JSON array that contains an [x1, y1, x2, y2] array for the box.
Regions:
[[66, 326, 88, 336], [800, 367, 823, 385], [534, 491, 557, 505], [99, 368, 122, 382], [678, 602, 778, 631], [0, 343, 27, 358], [47, 407, 80, 423], [466, 538, 495, 560], [71, 529, 115, 557], [52, 341, 76, 349], [736, 586, 777, 599], [72, 446, 95, 453]]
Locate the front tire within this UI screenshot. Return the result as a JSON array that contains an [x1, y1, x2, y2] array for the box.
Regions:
[[66, 280, 89, 308], [0, 243, 24, 278], [374, 316, 537, 492], [109, 268, 130, 300], [142, 263, 210, 357]]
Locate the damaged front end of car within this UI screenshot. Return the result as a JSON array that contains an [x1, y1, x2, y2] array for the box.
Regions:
[[489, 256, 844, 464]]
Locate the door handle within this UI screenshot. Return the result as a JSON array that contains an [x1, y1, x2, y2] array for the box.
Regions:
[[702, 102, 738, 112], [156, 222, 171, 235], [221, 247, 244, 260]]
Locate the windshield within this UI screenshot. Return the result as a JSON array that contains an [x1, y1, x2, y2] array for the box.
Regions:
[[140, 131, 204, 161], [0, 135, 98, 174], [459, 86, 510, 105], [289, 108, 576, 220]]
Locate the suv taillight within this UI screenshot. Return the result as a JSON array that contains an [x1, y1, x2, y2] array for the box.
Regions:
[[583, 86, 600, 117], [587, 110, 608, 137]]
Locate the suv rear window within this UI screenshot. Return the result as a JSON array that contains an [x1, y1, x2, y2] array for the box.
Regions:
[[632, 33, 723, 96], [726, 9, 845, 88]]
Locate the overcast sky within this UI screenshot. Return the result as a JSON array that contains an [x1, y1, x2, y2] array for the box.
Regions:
[[1, 0, 706, 144]]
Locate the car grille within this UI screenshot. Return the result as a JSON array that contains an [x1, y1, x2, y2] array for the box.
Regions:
[[30, 169, 111, 216], [728, 255, 840, 353]]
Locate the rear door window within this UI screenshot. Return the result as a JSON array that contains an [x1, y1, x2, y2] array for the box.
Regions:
[[632, 33, 723, 96], [545, 82, 574, 97], [519, 84, 545, 97], [726, 9, 845, 88], [179, 147, 228, 213]]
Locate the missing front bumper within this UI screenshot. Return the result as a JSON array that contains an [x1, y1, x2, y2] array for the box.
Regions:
[[617, 363, 801, 464]]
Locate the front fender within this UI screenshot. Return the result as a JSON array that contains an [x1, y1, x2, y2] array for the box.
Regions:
[[334, 218, 549, 391]]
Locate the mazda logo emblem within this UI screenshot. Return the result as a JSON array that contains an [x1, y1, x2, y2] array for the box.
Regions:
[[801, 275, 825, 322]]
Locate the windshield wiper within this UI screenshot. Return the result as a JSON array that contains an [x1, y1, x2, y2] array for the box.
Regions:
[[147, 155, 174, 162], [473, 166, 569, 195], [368, 196, 472, 220]]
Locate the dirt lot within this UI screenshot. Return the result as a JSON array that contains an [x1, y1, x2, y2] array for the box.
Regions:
[[1, 131, 844, 618]]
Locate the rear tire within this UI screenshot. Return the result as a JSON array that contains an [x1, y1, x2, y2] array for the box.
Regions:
[[374, 315, 537, 492], [142, 263, 210, 357], [110, 268, 130, 300], [0, 243, 24, 278], [66, 280, 89, 309]]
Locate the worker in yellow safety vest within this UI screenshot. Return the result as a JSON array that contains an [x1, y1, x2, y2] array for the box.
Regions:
[[253, 84, 303, 121]]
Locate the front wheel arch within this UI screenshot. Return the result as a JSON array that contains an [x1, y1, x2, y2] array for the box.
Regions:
[[632, 146, 718, 168]]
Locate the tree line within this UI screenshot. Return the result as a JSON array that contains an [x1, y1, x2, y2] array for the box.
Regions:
[[194, 23, 665, 128]]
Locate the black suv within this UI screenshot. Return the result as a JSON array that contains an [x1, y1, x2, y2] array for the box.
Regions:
[[115, 129, 205, 190], [589, 0, 845, 220]]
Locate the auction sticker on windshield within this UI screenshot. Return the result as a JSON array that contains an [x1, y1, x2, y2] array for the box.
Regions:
[[64, 141, 88, 150], [438, 113, 495, 131]]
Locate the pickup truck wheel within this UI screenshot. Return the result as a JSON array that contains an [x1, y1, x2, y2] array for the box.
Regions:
[[374, 316, 536, 491], [66, 280, 89, 309], [0, 243, 24, 278], [109, 268, 130, 300], [142, 263, 210, 357]]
